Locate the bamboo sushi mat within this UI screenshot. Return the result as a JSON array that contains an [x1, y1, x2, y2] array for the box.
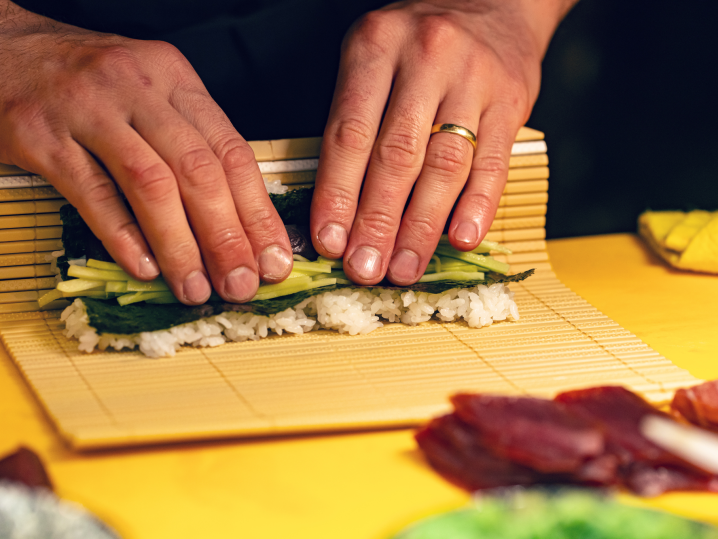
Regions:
[[0, 270, 700, 449], [0, 126, 701, 449]]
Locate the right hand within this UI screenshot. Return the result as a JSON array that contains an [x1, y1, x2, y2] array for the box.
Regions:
[[0, 3, 293, 305]]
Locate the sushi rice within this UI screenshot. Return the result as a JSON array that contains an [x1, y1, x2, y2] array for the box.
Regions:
[[62, 283, 519, 358]]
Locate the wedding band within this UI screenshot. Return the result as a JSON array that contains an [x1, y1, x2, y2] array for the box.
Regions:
[[430, 123, 477, 149]]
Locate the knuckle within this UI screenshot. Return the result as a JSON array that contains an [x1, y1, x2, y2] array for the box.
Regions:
[[107, 217, 142, 248], [417, 15, 460, 60], [148, 40, 183, 61], [79, 176, 119, 206], [125, 161, 175, 202], [163, 238, 199, 267], [472, 152, 508, 179], [376, 128, 423, 172], [216, 141, 256, 175], [425, 137, 473, 176], [331, 116, 376, 155], [462, 191, 496, 216], [177, 147, 223, 187], [314, 183, 356, 217], [348, 11, 394, 58], [356, 209, 399, 241], [201, 227, 250, 262], [240, 207, 280, 234], [471, 153, 509, 178], [68, 44, 154, 94], [402, 213, 440, 242]]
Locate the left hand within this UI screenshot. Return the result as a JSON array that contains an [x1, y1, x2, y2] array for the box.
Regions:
[[310, 0, 561, 285]]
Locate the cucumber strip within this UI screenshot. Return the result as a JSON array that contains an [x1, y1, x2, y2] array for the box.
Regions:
[[292, 261, 332, 274], [68, 265, 131, 282], [106, 281, 128, 293], [38, 289, 63, 308], [126, 278, 170, 292], [146, 292, 180, 304], [292, 254, 310, 262], [285, 271, 313, 280], [62, 290, 110, 299], [417, 271, 485, 283], [254, 275, 312, 297], [57, 279, 105, 293], [252, 278, 337, 301], [86, 259, 123, 271], [476, 240, 512, 255], [424, 262, 475, 273], [323, 270, 348, 281], [434, 246, 510, 275], [117, 291, 170, 306], [438, 235, 512, 255], [316, 257, 343, 269], [431, 255, 441, 274]]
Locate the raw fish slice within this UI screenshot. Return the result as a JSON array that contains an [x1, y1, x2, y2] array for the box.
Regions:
[[622, 463, 718, 497], [555, 386, 691, 469], [450, 393, 604, 473], [0, 446, 53, 490], [573, 453, 620, 485], [672, 380, 718, 432], [415, 414, 546, 491]]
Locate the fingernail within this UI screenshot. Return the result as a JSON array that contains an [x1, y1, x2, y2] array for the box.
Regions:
[[317, 223, 347, 256], [347, 246, 382, 281], [138, 254, 160, 280], [388, 249, 420, 283], [224, 266, 258, 303], [258, 244, 292, 280], [183, 270, 211, 304], [454, 221, 478, 245]]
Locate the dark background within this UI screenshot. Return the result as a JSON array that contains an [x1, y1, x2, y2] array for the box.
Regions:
[[529, 0, 718, 238], [18, 0, 718, 239]]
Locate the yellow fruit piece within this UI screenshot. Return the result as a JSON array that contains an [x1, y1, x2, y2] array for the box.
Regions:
[[640, 211, 685, 244], [677, 214, 718, 273], [663, 210, 713, 252]]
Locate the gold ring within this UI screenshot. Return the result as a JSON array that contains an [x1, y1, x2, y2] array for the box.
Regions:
[[430, 123, 477, 149]]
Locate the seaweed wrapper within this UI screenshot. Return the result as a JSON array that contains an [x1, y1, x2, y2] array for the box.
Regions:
[[81, 270, 533, 335]]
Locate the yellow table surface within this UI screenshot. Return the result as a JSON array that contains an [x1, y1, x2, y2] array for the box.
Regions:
[[1, 233, 717, 538]]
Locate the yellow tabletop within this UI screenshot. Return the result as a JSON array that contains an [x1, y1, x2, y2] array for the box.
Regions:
[[1, 233, 717, 538]]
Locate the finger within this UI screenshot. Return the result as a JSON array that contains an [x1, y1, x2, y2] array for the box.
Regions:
[[172, 91, 293, 284], [387, 103, 477, 285], [130, 99, 264, 302], [309, 34, 396, 259], [342, 70, 440, 285], [448, 106, 522, 251], [34, 139, 160, 280], [76, 115, 212, 305]]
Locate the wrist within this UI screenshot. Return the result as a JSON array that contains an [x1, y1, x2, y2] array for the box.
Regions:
[[517, 0, 579, 58]]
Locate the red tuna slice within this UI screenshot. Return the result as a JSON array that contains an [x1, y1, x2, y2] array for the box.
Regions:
[[450, 393, 604, 473], [671, 380, 718, 432], [622, 462, 718, 497], [555, 386, 701, 470], [0, 446, 53, 490], [415, 414, 548, 491]]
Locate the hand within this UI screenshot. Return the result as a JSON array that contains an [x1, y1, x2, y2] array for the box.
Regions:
[[311, 0, 571, 285], [0, 2, 293, 304]]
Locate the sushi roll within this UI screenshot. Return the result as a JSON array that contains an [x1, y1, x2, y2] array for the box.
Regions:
[[42, 186, 533, 358]]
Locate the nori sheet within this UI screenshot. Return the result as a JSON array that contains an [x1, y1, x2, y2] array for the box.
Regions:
[[60, 194, 534, 334], [269, 187, 313, 226], [59, 204, 113, 261], [80, 270, 534, 335]]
